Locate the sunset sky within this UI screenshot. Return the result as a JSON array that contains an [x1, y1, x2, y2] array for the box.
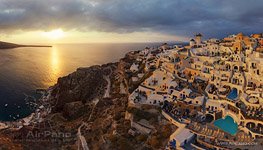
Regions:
[[0, 0, 263, 44]]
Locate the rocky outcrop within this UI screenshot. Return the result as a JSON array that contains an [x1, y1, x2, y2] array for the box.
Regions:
[[2, 50, 174, 149], [63, 101, 93, 120], [50, 65, 107, 113]]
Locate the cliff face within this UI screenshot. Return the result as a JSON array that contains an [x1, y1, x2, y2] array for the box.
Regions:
[[50, 65, 107, 112], [2, 51, 174, 150]]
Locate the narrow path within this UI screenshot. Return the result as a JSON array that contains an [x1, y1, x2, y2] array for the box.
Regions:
[[78, 123, 89, 150], [88, 98, 99, 121], [103, 66, 113, 98], [103, 75, 111, 98]]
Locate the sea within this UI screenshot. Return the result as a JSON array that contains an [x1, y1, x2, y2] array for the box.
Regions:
[[0, 43, 173, 121]]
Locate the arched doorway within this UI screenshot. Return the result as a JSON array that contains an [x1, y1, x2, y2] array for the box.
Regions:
[[233, 66, 239, 72], [205, 114, 214, 123], [246, 122, 256, 130]]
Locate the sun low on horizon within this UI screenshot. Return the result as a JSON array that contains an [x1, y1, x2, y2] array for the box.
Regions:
[[0, 0, 262, 45], [41, 29, 65, 40], [0, 29, 185, 44], [1, 0, 263, 149]]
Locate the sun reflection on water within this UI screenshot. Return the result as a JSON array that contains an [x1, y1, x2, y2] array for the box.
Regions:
[[49, 46, 61, 85]]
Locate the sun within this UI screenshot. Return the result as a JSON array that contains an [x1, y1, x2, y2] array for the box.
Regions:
[[42, 29, 65, 40]]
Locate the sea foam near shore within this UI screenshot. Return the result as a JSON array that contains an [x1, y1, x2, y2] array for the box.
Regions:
[[0, 87, 53, 131]]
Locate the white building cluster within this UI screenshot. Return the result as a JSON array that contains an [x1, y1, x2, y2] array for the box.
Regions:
[[127, 33, 263, 149]]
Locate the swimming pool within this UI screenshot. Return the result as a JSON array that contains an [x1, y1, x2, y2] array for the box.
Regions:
[[227, 88, 238, 100], [214, 116, 238, 135]]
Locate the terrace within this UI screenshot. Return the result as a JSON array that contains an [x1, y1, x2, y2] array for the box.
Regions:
[[246, 122, 263, 135], [131, 89, 148, 104], [207, 84, 217, 95], [168, 78, 187, 95], [191, 78, 208, 92], [162, 101, 202, 123], [247, 96, 259, 104], [203, 61, 214, 67], [177, 71, 187, 79], [192, 136, 222, 150], [206, 106, 220, 114], [189, 91, 202, 99], [187, 122, 253, 143], [162, 101, 187, 124], [218, 85, 230, 96], [196, 136, 225, 149], [241, 105, 263, 121]]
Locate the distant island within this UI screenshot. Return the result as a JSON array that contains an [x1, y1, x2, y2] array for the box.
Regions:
[[0, 41, 52, 49]]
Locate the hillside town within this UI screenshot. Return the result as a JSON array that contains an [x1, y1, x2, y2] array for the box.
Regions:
[[0, 33, 263, 150], [127, 33, 263, 149]]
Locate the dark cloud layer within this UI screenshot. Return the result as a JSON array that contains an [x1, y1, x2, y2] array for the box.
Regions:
[[0, 0, 263, 38]]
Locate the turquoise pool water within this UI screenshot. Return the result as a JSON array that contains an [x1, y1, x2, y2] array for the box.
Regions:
[[214, 116, 238, 135], [227, 88, 238, 100]]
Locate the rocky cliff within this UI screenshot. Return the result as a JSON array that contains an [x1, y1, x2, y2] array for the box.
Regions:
[[50, 65, 107, 113], [0, 51, 174, 150]]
